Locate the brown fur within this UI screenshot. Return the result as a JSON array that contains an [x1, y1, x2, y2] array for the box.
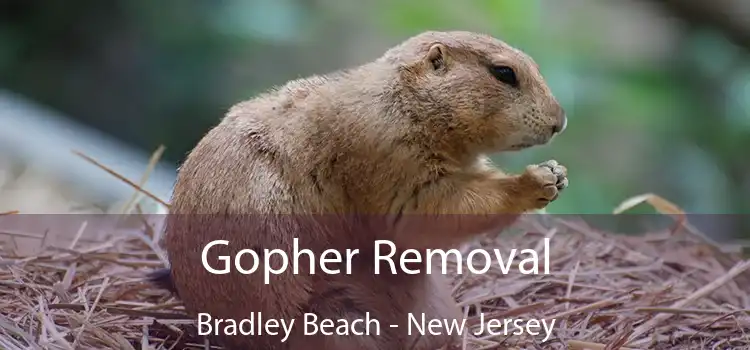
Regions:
[[158, 31, 568, 349]]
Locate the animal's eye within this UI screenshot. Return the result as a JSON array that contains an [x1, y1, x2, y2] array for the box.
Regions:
[[489, 65, 518, 87]]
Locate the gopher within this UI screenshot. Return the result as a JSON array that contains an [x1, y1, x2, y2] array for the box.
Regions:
[[151, 30, 568, 349]]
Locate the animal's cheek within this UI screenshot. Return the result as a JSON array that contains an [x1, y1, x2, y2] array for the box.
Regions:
[[469, 90, 504, 116], [521, 110, 542, 127], [492, 109, 537, 139]]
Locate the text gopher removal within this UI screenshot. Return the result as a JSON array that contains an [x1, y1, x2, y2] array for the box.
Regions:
[[200, 237, 551, 284]]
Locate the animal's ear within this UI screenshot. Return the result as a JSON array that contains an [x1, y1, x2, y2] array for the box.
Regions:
[[424, 43, 448, 70]]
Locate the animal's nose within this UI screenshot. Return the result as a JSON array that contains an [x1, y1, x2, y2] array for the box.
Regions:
[[552, 109, 567, 135]]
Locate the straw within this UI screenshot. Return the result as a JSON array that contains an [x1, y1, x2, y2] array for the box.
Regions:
[[1, 151, 748, 349]]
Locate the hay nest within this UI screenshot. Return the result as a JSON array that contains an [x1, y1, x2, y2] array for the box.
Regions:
[[1, 206, 749, 350]]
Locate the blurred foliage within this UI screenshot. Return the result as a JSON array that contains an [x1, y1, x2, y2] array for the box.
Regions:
[[1, 0, 749, 231]]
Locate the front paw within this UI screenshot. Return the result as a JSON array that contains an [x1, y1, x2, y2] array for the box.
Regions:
[[520, 160, 568, 209]]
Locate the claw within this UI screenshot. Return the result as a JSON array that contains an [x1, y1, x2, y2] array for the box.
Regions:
[[542, 159, 558, 168]]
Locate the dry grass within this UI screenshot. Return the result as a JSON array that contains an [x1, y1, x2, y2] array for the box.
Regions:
[[1, 151, 749, 350]]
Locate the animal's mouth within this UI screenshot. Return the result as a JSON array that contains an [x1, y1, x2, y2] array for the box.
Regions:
[[507, 134, 552, 150], [501, 126, 562, 152], [507, 143, 534, 150]]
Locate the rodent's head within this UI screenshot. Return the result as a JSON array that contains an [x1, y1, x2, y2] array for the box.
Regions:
[[381, 31, 567, 154]]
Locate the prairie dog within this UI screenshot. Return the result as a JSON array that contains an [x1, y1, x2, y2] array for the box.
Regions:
[[153, 30, 568, 349]]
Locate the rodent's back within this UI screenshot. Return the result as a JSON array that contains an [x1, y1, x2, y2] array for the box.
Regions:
[[162, 99, 327, 349], [173, 69, 432, 214], [163, 71, 420, 348]]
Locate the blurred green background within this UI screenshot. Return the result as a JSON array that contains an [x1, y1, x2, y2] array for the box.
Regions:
[[0, 1, 748, 225]]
